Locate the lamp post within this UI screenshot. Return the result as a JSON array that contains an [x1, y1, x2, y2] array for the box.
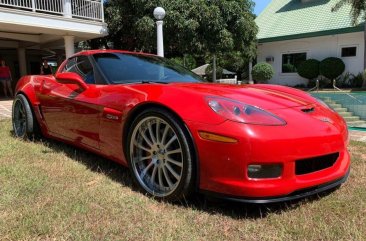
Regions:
[[153, 7, 166, 57]]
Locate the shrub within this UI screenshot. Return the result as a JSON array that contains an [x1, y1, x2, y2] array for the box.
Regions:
[[320, 57, 345, 80], [307, 79, 317, 88], [252, 62, 274, 83], [319, 77, 332, 88], [293, 83, 307, 89], [362, 69, 366, 88], [336, 72, 352, 88], [350, 72, 363, 88], [297, 59, 319, 80]]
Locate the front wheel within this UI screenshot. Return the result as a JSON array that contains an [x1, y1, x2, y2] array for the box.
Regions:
[[127, 108, 195, 201], [12, 94, 40, 140]]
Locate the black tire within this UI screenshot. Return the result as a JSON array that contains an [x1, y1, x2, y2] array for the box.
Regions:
[[127, 107, 196, 201], [12, 94, 40, 140]]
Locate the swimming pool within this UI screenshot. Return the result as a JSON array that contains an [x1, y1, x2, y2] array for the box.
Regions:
[[311, 92, 366, 130]]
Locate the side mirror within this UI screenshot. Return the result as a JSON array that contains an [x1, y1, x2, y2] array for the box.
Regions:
[[55, 72, 88, 91]]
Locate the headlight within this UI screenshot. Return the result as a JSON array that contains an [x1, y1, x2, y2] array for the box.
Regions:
[[206, 97, 286, 126]]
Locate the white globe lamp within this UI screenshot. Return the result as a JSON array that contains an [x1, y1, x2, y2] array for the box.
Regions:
[[154, 7, 166, 57]]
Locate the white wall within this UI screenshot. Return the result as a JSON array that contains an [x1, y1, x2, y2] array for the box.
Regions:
[[257, 32, 364, 86]]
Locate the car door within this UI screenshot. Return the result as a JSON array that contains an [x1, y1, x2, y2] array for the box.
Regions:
[[39, 56, 102, 150]]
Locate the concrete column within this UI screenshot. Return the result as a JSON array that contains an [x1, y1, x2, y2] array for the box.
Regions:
[[63, 0, 72, 18], [64, 36, 75, 58], [156, 20, 164, 57], [17, 47, 27, 77]]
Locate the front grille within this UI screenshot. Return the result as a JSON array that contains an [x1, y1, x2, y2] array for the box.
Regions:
[[295, 153, 339, 175]]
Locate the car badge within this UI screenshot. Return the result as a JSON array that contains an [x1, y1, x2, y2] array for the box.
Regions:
[[318, 117, 331, 123], [106, 114, 119, 120]]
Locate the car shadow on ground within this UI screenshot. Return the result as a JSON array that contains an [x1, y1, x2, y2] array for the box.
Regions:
[[15, 133, 339, 220]]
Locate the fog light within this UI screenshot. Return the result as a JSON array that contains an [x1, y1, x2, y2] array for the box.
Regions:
[[248, 164, 282, 179]]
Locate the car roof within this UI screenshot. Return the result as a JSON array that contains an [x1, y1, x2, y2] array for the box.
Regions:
[[72, 49, 157, 58]]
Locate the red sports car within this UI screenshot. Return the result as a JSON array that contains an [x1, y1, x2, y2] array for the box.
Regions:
[[12, 50, 350, 203]]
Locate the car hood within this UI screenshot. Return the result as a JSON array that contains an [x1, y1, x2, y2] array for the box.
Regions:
[[168, 83, 314, 110]]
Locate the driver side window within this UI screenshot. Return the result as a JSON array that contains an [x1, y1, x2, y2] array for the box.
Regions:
[[62, 56, 95, 84]]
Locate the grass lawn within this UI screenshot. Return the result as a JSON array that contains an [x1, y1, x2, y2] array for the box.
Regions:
[[0, 119, 365, 241]]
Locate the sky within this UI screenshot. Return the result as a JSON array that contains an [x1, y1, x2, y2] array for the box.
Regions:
[[253, 0, 272, 15]]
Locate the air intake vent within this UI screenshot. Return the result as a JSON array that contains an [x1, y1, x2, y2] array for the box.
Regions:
[[301, 107, 315, 113], [295, 153, 339, 175]]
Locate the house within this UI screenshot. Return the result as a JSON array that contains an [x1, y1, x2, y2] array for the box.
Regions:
[[192, 64, 237, 81], [255, 0, 364, 86], [0, 0, 107, 80]]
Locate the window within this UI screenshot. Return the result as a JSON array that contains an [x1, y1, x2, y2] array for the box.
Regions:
[[282, 52, 307, 73], [341, 47, 357, 57], [93, 53, 203, 84], [63, 56, 95, 84]]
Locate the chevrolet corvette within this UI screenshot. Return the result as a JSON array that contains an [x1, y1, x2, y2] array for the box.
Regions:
[[12, 50, 350, 203]]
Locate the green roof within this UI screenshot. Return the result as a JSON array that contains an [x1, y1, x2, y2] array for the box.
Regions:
[[256, 0, 364, 43]]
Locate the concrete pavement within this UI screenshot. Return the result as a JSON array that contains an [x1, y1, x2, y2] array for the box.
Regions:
[[349, 130, 366, 142], [0, 99, 12, 119]]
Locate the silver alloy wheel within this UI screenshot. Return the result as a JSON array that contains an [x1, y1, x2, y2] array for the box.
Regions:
[[13, 99, 27, 137], [130, 116, 184, 197]]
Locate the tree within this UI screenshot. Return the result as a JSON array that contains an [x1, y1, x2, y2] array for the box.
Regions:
[[332, 0, 366, 88], [297, 59, 320, 80], [215, 51, 254, 81], [320, 57, 345, 80], [99, 0, 257, 80], [205, 64, 223, 82], [170, 55, 197, 70]]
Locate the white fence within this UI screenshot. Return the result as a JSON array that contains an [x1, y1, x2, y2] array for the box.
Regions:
[[217, 76, 239, 85], [0, 0, 104, 21], [36, 0, 64, 14], [72, 0, 103, 21]]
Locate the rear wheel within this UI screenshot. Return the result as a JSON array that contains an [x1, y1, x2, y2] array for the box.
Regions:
[[12, 94, 40, 140], [127, 108, 195, 201]]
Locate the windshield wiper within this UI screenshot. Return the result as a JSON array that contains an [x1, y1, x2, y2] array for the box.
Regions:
[[139, 80, 169, 84]]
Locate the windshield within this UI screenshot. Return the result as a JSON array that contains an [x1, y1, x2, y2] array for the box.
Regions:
[[93, 53, 204, 84]]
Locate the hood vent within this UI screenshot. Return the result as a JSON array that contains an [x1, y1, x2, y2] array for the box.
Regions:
[[301, 107, 315, 113]]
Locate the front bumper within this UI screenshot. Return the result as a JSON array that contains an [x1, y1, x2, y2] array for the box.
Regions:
[[201, 167, 350, 204], [186, 108, 350, 201]]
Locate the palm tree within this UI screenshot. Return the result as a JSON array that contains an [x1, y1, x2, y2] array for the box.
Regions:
[[332, 0, 366, 88]]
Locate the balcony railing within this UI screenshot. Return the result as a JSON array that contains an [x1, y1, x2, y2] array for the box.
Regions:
[[0, 0, 104, 22]]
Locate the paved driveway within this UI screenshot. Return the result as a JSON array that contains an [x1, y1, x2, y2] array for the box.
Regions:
[[350, 131, 366, 142], [0, 99, 12, 119]]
